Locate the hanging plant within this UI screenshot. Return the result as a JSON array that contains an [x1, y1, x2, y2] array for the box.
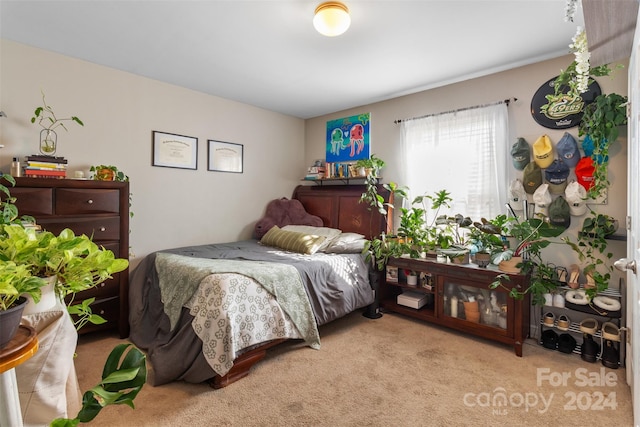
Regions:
[[578, 93, 628, 199]]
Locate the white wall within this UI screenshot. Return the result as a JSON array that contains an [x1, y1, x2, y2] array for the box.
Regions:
[[305, 54, 629, 289], [0, 40, 306, 267]]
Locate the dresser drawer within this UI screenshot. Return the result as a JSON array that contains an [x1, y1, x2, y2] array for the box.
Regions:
[[10, 187, 54, 215], [38, 216, 121, 240], [56, 188, 120, 215], [73, 274, 121, 300]]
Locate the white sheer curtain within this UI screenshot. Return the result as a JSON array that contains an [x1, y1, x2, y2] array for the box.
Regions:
[[399, 102, 509, 223]]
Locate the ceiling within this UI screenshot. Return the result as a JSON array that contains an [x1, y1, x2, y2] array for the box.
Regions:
[[1, 1, 587, 119]]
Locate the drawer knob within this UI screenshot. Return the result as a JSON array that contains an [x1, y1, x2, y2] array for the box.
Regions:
[[99, 227, 106, 232], [87, 199, 94, 204], [99, 310, 105, 315]]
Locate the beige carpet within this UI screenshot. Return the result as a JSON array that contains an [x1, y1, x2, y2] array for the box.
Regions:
[[74, 310, 634, 427]]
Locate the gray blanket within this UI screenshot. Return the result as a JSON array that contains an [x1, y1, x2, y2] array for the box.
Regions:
[[155, 253, 320, 349], [128, 239, 374, 385]]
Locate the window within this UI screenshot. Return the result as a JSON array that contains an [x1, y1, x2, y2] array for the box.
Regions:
[[399, 102, 509, 222]]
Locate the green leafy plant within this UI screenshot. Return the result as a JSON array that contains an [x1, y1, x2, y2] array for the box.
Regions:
[[0, 224, 128, 327], [355, 154, 385, 176], [489, 217, 565, 305], [31, 91, 83, 154], [562, 211, 616, 298], [468, 215, 509, 256], [578, 93, 628, 199], [51, 343, 147, 426], [90, 165, 129, 182], [0, 260, 46, 311]]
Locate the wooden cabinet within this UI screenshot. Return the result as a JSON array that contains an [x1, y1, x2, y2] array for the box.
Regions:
[[382, 256, 530, 356], [11, 177, 130, 337]]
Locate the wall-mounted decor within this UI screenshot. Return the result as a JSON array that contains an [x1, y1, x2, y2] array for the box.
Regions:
[[152, 131, 198, 170], [325, 113, 370, 163], [531, 76, 601, 129], [208, 140, 243, 173]]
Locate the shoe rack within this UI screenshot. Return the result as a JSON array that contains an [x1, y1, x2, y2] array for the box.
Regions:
[[537, 279, 625, 367]]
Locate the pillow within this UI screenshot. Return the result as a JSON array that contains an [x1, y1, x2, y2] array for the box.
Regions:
[[260, 226, 326, 255], [281, 225, 342, 251], [322, 232, 366, 253], [323, 238, 368, 254]]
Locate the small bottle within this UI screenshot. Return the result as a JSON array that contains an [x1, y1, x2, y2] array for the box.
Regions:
[[10, 157, 21, 177]]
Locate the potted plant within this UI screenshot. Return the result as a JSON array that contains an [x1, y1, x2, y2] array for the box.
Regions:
[[0, 174, 48, 347], [355, 154, 385, 177], [489, 217, 565, 306], [90, 164, 129, 182], [0, 260, 47, 348], [468, 215, 509, 267], [31, 91, 84, 155]]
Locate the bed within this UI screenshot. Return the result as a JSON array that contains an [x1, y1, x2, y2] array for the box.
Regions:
[[128, 184, 391, 388]]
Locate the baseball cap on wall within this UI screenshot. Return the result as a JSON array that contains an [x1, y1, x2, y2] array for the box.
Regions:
[[510, 138, 530, 170], [545, 159, 570, 194], [556, 132, 581, 168], [533, 134, 554, 168], [565, 180, 588, 216], [533, 184, 551, 217], [509, 179, 527, 211], [548, 196, 571, 229], [575, 157, 596, 191], [522, 162, 542, 194]]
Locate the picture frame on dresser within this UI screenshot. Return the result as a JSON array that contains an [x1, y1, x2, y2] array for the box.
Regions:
[[152, 130, 198, 170]]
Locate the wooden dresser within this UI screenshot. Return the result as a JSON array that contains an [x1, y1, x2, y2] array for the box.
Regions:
[[11, 177, 130, 338]]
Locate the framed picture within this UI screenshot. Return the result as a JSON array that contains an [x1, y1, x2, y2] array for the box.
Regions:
[[325, 112, 370, 163], [208, 140, 243, 173], [152, 131, 198, 170]]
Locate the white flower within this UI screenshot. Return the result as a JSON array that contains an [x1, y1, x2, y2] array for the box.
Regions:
[[570, 27, 591, 94], [564, 0, 578, 22]]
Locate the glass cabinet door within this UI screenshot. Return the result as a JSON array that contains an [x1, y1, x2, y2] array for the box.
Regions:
[[441, 280, 509, 331]]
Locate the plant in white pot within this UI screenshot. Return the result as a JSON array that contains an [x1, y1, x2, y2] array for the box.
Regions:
[[0, 225, 129, 327]]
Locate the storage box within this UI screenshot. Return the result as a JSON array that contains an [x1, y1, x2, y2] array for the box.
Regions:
[[397, 291, 429, 309]]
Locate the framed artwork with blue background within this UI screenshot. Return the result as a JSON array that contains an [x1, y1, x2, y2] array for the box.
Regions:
[[325, 113, 370, 162]]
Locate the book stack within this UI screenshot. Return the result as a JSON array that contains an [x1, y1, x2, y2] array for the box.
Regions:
[[304, 163, 326, 180], [24, 155, 68, 179]]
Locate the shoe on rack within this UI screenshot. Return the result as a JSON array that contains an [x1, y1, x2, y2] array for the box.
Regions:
[[557, 314, 571, 331], [601, 339, 620, 369], [555, 266, 568, 286], [579, 318, 598, 335], [584, 268, 596, 289], [602, 322, 621, 342], [541, 329, 559, 350], [568, 264, 580, 289], [543, 311, 555, 327], [581, 333, 601, 363], [558, 333, 577, 354]]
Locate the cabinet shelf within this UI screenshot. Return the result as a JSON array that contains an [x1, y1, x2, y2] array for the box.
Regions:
[[381, 257, 530, 356]]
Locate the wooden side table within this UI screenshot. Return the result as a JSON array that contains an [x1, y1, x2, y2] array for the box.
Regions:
[[0, 325, 38, 427]]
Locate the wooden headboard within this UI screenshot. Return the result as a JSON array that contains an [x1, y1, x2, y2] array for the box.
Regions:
[[292, 184, 393, 240]]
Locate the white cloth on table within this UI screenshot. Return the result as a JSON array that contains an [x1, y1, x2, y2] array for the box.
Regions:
[[16, 300, 81, 427]]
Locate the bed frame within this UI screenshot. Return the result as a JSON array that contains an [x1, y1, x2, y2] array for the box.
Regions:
[[208, 184, 392, 388]]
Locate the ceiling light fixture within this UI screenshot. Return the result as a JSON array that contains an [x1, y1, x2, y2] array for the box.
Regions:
[[313, 2, 351, 37]]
